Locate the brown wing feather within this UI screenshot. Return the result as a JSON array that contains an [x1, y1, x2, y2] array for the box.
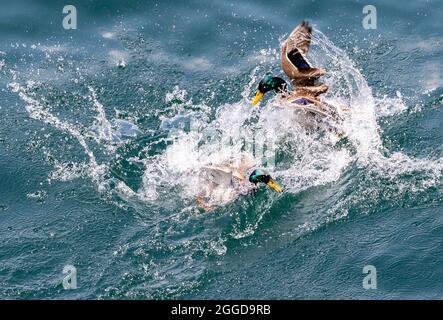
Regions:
[[284, 20, 312, 55], [281, 21, 327, 88]]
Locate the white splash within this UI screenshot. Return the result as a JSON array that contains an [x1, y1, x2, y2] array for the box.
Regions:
[[8, 26, 443, 242]]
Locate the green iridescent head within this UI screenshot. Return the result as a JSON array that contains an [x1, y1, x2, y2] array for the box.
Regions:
[[251, 75, 288, 106], [249, 168, 283, 193]]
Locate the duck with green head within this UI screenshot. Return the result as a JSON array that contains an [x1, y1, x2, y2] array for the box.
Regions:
[[251, 21, 331, 107], [251, 75, 289, 106], [248, 168, 283, 193], [197, 155, 283, 210], [251, 73, 331, 107]]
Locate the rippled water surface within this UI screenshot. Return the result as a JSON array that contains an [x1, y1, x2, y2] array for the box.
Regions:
[[0, 0, 442, 299]]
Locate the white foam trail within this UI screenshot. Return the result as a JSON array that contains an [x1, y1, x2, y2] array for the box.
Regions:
[[88, 86, 120, 152], [9, 80, 108, 190], [312, 30, 381, 159], [374, 91, 407, 117]]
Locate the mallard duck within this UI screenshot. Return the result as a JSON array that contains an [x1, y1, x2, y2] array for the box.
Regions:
[[251, 21, 334, 107], [196, 154, 283, 211], [251, 21, 348, 136]]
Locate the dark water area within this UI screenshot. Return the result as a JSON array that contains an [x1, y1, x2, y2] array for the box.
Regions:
[[0, 0, 442, 299]]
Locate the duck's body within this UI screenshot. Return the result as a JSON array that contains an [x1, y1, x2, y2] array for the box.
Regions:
[[281, 94, 347, 139], [280, 90, 345, 122]]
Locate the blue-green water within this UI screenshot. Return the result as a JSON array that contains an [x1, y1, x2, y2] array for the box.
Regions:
[[1, 0, 442, 299]]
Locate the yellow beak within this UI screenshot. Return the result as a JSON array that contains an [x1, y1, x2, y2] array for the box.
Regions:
[[251, 91, 264, 106], [266, 178, 283, 193]]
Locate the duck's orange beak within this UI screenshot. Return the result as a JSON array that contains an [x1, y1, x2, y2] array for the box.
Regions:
[[266, 178, 283, 193], [251, 91, 264, 106]]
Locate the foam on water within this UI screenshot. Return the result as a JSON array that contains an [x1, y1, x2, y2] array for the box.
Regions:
[[8, 78, 108, 191]]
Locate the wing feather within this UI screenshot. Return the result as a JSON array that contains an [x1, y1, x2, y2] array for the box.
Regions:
[[281, 21, 327, 87], [284, 20, 312, 55]]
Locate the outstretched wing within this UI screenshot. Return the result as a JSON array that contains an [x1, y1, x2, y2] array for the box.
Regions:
[[281, 21, 326, 86], [284, 20, 312, 56]]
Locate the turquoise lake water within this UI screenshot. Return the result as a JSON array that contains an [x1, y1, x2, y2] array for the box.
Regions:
[[0, 0, 442, 299]]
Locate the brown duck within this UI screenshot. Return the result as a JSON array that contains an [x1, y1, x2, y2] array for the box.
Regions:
[[251, 21, 346, 120]]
